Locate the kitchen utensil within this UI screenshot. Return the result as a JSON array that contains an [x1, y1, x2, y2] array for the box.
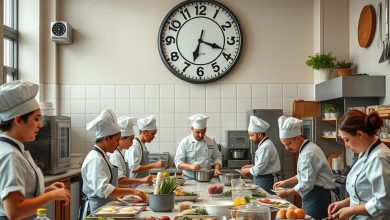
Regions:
[[194, 169, 212, 182], [234, 169, 242, 174], [235, 200, 271, 220], [386, 0, 390, 59], [230, 149, 246, 159], [204, 200, 234, 218], [380, 0, 389, 62], [220, 173, 240, 186], [358, 5, 376, 48]]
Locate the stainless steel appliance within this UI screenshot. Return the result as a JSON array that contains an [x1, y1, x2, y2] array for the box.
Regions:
[[226, 130, 250, 168], [25, 116, 71, 174], [247, 109, 293, 179]]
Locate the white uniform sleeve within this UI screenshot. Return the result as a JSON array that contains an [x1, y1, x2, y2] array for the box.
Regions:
[[84, 158, 115, 198], [109, 153, 125, 179], [210, 139, 222, 166], [294, 153, 317, 197], [175, 140, 186, 168], [364, 155, 390, 217], [126, 145, 142, 173], [0, 153, 27, 200], [250, 146, 268, 176]]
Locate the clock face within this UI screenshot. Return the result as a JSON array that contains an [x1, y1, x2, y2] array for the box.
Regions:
[[52, 22, 66, 36], [158, 0, 243, 84]]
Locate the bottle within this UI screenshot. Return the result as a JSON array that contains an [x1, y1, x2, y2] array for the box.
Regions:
[[34, 208, 50, 220]]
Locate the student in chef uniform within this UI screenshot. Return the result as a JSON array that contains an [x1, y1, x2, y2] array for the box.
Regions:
[[108, 116, 153, 187], [328, 110, 390, 220], [80, 109, 146, 216], [125, 115, 165, 179], [174, 114, 222, 179], [240, 116, 281, 194], [273, 116, 335, 220], [0, 80, 70, 220]]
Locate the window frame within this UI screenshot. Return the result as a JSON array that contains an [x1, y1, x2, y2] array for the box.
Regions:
[[3, 0, 18, 83]]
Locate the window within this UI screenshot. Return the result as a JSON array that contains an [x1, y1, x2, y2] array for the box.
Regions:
[[3, 0, 18, 83]]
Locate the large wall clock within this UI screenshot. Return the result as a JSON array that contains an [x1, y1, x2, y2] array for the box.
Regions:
[[158, 0, 243, 84]]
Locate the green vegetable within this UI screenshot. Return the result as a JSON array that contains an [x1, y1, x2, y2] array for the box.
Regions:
[[191, 208, 208, 215], [159, 176, 179, 194], [244, 196, 252, 203], [252, 192, 266, 198], [183, 191, 197, 196], [221, 189, 232, 197], [305, 52, 336, 70]]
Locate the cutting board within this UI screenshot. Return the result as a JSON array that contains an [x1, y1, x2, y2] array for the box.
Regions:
[[358, 5, 376, 48]]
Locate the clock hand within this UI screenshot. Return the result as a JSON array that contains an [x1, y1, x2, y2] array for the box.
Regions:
[[199, 39, 222, 49], [192, 30, 205, 61]]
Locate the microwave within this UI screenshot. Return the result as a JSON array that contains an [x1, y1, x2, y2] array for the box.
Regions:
[[25, 116, 71, 174]]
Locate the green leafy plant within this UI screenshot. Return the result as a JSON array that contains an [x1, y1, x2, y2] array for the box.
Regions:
[[323, 103, 338, 113], [159, 177, 179, 194], [335, 61, 353, 69], [305, 53, 336, 70]]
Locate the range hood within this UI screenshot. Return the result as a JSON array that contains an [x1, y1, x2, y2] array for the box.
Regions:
[[315, 75, 386, 101]]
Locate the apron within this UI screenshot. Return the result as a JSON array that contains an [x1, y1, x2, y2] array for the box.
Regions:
[[349, 139, 383, 220], [0, 137, 45, 220], [133, 137, 149, 179], [79, 147, 118, 220], [252, 137, 275, 194], [116, 148, 130, 187], [299, 140, 331, 220]]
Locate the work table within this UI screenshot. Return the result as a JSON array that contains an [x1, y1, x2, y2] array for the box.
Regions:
[[44, 168, 81, 184]]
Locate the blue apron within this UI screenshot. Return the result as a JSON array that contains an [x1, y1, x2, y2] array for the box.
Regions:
[[79, 147, 118, 219], [252, 137, 276, 194], [299, 140, 332, 220]]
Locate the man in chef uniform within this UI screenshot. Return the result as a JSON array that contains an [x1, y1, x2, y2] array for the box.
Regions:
[[109, 116, 153, 187], [273, 116, 335, 220], [175, 114, 222, 179], [80, 109, 146, 217], [125, 115, 165, 179], [240, 116, 281, 194]]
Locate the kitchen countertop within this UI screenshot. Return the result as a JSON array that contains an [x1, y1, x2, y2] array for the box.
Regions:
[[44, 167, 81, 184]]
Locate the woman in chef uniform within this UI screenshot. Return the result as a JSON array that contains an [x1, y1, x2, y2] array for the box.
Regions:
[[274, 116, 335, 220], [240, 116, 281, 194], [0, 80, 70, 219], [125, 115, 165, 179], [109, 116, 152, 187], [174, 114, 222, 179], [80, 109, 146, 217], [328, 110, 390, 219]]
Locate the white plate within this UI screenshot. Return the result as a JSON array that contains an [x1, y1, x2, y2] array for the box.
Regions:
[[174, 195, 199, 201], [258, 198, 290, 208], [243, 183, 259, 190], [270, 187, 291, 193]]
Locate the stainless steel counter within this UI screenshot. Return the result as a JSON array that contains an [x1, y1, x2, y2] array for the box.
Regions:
[[44, 168, 81, 184]]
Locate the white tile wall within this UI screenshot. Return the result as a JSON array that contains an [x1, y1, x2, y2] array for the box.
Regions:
[[52, 83, 314, 156]]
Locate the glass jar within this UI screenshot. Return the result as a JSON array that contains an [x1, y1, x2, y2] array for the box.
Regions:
[[235, 200, 271, 220]]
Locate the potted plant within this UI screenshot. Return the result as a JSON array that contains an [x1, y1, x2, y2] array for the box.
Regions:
[[149, 176, 179, 212], [305, 53, 336, 84], [335, 61, 353, 76], [323, 103, 339, 119]]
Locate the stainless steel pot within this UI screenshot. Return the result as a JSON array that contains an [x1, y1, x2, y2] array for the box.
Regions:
[[194, 170, 212, 182], [220, 173, 240, 186], [230, 149, 246, 159]]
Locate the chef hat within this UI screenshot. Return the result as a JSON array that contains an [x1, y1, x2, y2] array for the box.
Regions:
[[117, 116, 137, 137], [137, 115, 157, 131], [86, 109, 121, 138], [189, 114, 209, 129], [278, 116, 302, 138], [0, 80, 40, 121], [248, 116, 270, 133]]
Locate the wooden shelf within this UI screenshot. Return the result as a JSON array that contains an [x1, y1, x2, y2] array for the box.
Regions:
[[321, 118, 338, 122], [321, 135, 337, 139], [380, 138, 390, 146]]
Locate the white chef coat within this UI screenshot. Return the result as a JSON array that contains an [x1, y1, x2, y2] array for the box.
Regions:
[[81, 145, 115, 199], [250, 137, 281, 176], [346, 140, 390, 218], [109, 148, 128, 179], [0, 134, 45, 218], [175, 134, 222, 178], [294, 140, 335, 197], [125, 138, 148, 178]]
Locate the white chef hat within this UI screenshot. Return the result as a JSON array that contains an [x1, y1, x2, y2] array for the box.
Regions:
[[137, 115, 157, 131], [278, 116, 302, 138], [248, 115, 270, 133], [86, 109, 121, 138], [117, 116, 137, 137], [0, 80, 40, 121], [189, 114, 209, 129]]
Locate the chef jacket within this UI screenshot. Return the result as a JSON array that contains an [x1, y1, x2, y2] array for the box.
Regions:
[[0, 134, 45, 218], [81, 145, 116, 199], [250, 137, 281, 176], [175, 134, 222, 178], [125, 138, 149, 178], [294, 140, 335, 197], [109, 148, 128, 179], [346, 140, 390, 218]]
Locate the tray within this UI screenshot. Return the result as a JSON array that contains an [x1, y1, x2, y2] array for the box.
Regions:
[[174, 215, 228, 220], [90, 203, 145, 218], [175, 195, 199, 201]]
